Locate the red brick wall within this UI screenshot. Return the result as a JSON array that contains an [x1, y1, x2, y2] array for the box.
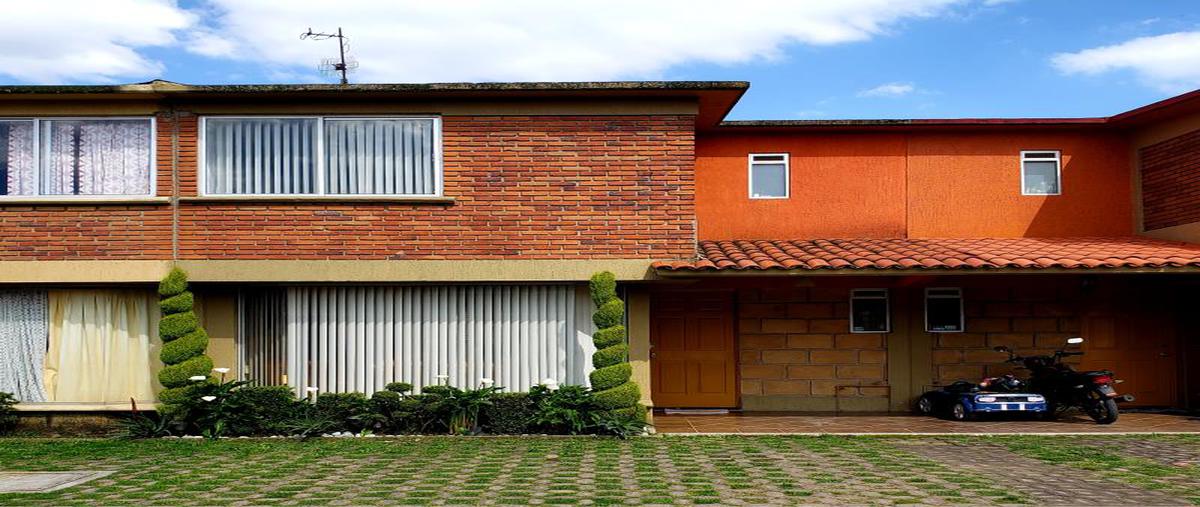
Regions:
[[0, 113, 178, 260], [0, 113, 696, 261], [177, 115, 696, 260], [1141, 128, 1200, 231]]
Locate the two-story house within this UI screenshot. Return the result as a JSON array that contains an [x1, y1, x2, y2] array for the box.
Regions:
[[0, 80, 1197, 417]]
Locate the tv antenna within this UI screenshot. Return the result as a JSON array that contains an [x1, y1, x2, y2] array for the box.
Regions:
[[300, 27, 358, 85]]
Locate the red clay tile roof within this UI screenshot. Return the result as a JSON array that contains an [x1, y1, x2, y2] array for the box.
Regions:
[[653, 238, 1200, 272]]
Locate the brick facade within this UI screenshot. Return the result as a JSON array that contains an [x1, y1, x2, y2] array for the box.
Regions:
[[0, 112, 696, 261], [1141, 128, 1200, 231], [737, 287, 889, 409]]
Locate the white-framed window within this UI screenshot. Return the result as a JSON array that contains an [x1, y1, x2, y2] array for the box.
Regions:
[[748, 153, 789, 199], [850, 289, 890, 333], [1020, 150, 1061, 196], [925, 288, 964, 333], [199, 116, 442, 197], [0, 117, 156, 198]]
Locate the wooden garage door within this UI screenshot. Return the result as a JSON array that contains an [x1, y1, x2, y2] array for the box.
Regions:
[[1080, 297, 1177, 407], [650, 292, 737, 408]]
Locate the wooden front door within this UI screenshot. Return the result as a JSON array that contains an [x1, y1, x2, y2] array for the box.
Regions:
[[1080, 298, 1178, 407], [650, 292, 737, 408]]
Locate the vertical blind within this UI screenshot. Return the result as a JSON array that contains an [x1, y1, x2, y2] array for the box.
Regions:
[[240, 285, 594, 396], [238, 289, 288, 387], [204, 117, 438, 196], [204, 118, 317, 195], [325, 119, 436, 195]]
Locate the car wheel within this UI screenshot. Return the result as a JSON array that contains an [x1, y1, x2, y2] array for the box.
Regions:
[[950, 401, 971, 421], [916, 395, 935, 415]]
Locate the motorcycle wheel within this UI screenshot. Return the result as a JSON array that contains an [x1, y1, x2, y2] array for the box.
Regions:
[[1086, 396, 1119, 425]]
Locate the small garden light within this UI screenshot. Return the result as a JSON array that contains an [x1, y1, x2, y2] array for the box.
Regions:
[[213, 367, 230, 382], [542, 378, 559, 391], [480, 378, 494, 388], [305, 386, 320, 403], [436, 374, 450, 386]]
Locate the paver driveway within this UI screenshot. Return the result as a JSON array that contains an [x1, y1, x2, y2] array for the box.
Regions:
[[1, 435, 1199, 505]]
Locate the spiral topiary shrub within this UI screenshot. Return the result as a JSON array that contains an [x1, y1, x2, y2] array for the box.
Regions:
[[156, 267, 213, 414], [587, 271, 644, 422]]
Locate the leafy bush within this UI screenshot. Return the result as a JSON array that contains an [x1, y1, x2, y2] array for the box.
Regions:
[[223, 385, 300, 436], [314, 392, 373, 433], [419, 385, 502, 434], [592, 381, 641, 410], [589, 363, 632, 391], [588, 271, 643, 421], [117, 400, 174, 439], [156, 267, 213, 412], [385, 382, 413, 394], [530, 385, 595, 434], [0, 392, 18, 435], [481, 392, 536, 434]]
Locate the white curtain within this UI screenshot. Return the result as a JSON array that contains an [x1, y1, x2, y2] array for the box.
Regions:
[[324, 119, 436, 195], [44, 290, 161, 403], [40, 120, 152, 196], [0, 120, 36, 196], [241, 285, 594, 396], [0, 290, 48, 402], [205, 118, 317, 194]]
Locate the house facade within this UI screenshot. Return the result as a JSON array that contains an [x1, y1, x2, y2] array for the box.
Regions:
[[0, 80, 1198, 414]]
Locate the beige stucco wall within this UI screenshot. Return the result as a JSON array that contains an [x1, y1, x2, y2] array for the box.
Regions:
[[194, 289, 238, 375]]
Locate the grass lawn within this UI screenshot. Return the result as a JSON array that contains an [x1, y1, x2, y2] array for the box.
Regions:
[[0, 435, 1198, 505]]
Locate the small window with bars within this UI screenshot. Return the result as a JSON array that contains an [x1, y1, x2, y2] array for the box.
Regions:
[[1021, 150, 1060, 196], [201, 116, 441, 197]]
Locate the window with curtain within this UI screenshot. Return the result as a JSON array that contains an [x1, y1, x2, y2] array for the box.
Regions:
[[203, 117, 440, 196], [0, 118, 153, 197], [0, 290, 48, 402], [43, 290, 161, 403], [1021, 150, 1061, 196]]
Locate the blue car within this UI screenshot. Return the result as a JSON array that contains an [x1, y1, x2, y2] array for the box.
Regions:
[[917, 377, 1048, 421]]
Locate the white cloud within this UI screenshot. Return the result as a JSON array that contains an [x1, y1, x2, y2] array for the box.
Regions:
[[857, 82, 916, 97], [1052, 31, 1200, 93], [982, 0, 1021, 5], [0, 0, 193, 83], [186, 0, 964, 83]]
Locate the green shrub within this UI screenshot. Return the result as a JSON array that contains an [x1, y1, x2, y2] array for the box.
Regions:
[[530, 385, 595, 434], [588, 271, 617, 307], [612, 404, 648, 423], [592, 299, 625, 329], [0, 392, 17, 435], [160, 329, 208, 366], [158, 292, 194, 315], [223, 385, 300, 436], [158, 354, 214, 389], [158, 267, 188, 297], [159, 311, 199, 342], [315, 392, 372, 432], [593, 325, 626, 349], [592, 343, 628, 369], [592, 382, 641, 410], [385, 382, 413, 394], [481, 392, 536, 434], [589, 363, 632, 391]]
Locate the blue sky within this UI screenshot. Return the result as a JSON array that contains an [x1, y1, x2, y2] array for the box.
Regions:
[[4, 1, 1200, 121]]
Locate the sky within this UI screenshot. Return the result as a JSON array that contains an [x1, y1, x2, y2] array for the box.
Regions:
[[1, 0, 1198, 120]]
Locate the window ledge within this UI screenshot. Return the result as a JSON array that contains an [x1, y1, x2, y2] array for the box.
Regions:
[[15, 401, 159, 412], [0, 196, 170, 206], [180, 195, 456, 204]]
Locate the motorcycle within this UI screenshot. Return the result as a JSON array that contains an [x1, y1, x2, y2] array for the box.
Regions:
[[994, 337, 1134, 424]]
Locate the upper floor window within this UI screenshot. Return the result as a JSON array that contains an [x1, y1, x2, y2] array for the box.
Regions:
[[1021, 150, 1060, 196], [201, 116, 441, 196], [749, 153, 789, 199], [0, 118, 154, 197]]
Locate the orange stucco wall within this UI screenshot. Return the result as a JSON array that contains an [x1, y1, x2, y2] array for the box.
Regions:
[[696, 133, 908, 239], [696, 130, 1133, 239]]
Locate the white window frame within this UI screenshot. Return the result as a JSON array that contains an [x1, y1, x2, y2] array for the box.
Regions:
[[1020, 150, 1061, 196], [924, 287, 964, 333], [198, 115, 444, 198], [748, 153, 790, 199], [849, 288, 890, 333], [0, 116, 157, 201]]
